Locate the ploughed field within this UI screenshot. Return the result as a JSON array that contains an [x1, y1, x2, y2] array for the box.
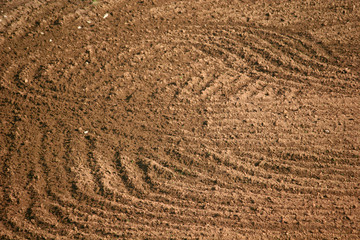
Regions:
[[1, 0, 359, 239]]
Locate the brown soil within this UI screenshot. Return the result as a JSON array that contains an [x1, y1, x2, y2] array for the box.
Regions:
[[1, 0, 359, 239]]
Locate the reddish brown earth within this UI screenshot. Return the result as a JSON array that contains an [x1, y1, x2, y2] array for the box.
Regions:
[[1, 0, 360, 239]]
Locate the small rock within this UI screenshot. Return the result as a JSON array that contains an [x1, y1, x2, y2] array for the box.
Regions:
[[103, 13, 109, 19], [324, 129, 330, 134]]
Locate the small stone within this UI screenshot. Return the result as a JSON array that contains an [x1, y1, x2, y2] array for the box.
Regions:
[[78, 26, 82, 29], [103, 13, 109, 19], [324, 129, 330, 134], [84, 130, 89, 134]]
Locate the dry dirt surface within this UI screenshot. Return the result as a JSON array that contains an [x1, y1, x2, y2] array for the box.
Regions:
[[1, 0, 360, 239]]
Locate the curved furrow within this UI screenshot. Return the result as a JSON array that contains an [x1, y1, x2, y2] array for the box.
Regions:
[[195, 28, 328, 77], [247, 27, 338, 68], [166, 26, 358, 94], [206, 150, 357, 187]]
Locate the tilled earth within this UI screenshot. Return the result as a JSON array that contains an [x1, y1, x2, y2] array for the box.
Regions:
[[1, 0, 360, 239]]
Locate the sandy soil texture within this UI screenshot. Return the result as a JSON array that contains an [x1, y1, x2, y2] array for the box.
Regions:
[[1, 0, 360, 239]]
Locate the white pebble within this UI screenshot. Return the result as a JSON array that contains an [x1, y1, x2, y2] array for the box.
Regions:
[[84, 130, 89, 134], [103, 13, 109, 19], [78, 26, 82, 29]]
